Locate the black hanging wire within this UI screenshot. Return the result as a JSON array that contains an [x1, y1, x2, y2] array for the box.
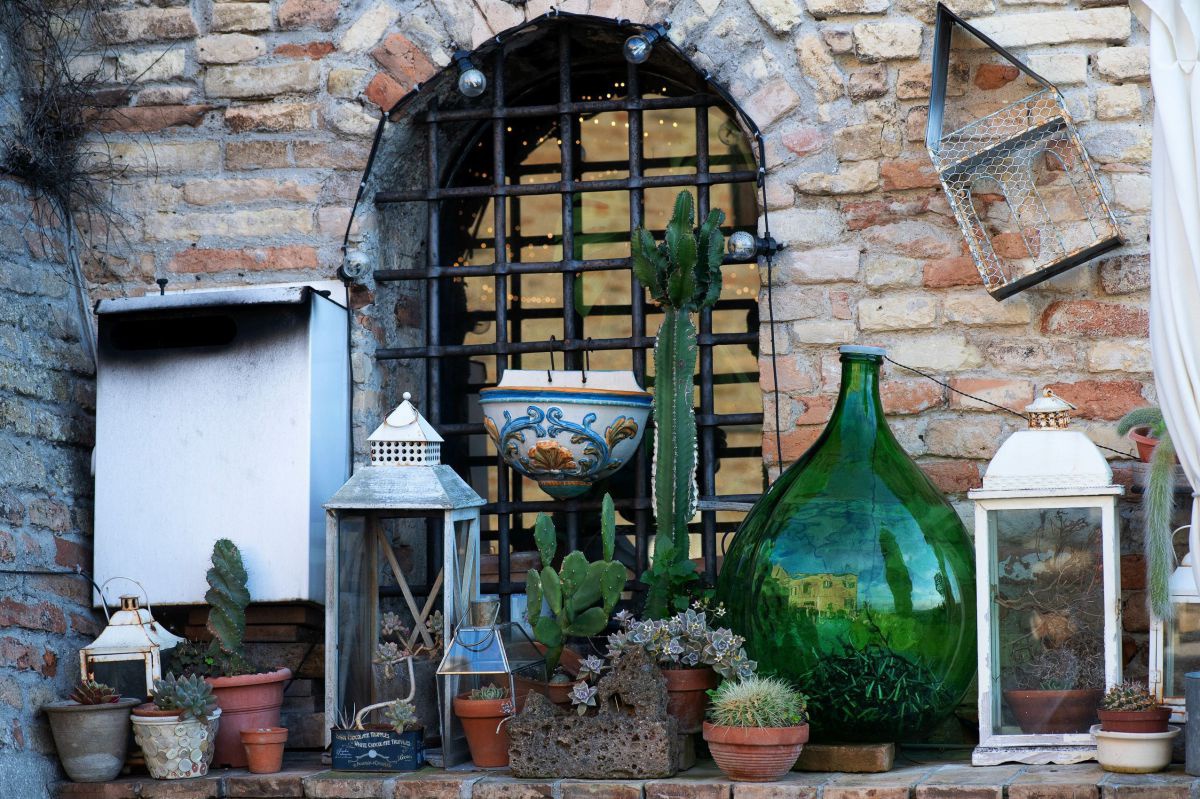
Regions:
[[885, 355, 1136, 459]]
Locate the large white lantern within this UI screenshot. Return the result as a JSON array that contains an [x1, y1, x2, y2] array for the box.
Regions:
[[1149, 526, 1200, 722], [970, 390, 1124, 766], [323, 393, 485, 747]]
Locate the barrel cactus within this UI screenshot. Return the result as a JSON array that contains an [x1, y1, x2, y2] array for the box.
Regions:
[[1100, 681, 1156, 712], [204, 538, 255, 676], [631, 190, 725, 618], [525, 494, 626, 678]]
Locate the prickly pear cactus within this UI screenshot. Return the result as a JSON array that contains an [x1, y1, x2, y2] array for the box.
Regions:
[[631, 191, 725, 618], [204, 538, 254, 675], [525, 494, 626, 678]]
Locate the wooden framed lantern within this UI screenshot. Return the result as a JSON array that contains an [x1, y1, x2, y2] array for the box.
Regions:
[[970, 390, 1124, 765], [1149, 526, 1200, 723], [323, 393, 485, 748]]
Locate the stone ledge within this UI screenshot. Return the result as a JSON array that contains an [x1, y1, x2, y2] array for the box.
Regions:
[[50, 759, 1200, 799]]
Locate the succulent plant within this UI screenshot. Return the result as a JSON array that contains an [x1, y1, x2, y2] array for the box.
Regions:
[[384, 699, 421, 732], [204, 538, 256, 677], [570, 681, 598, 716], [469, 684, 508, 700], [69, 680, 119, 705], [151, 673, 217, 722], [707, 676, 808, 729], [525, 493, 626, 679], [608, 607, 757, 680], [1101, 680, 1158, 712], [632, 190, 726, 619]]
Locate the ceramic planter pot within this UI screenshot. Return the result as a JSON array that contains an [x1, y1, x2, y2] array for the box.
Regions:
[[702, 721, 810, 782], [44, 697, 139, 783], [1099, 708, 1172, 734], [662, 668, 719, 734], [1092, 724, 1180, 773], [480, 370, 651, 499], [207, 667, 291, 768], [131, 706, 222, 779], [240, 726, 288, 774], [1004, 689, 1103, 734], [1128, 427, 1159, 464], [453, 693, 511, 768]]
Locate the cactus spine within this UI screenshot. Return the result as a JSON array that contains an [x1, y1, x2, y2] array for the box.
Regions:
[[631, 190, 725, 618], [205, 538, 254, 675], [525, 493, 625, 678]]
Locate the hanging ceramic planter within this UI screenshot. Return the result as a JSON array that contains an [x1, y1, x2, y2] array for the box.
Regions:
[[480, 369, 651, 499]]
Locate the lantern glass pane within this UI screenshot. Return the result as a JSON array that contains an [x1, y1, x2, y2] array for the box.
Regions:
[[337, 515, 375, 716], [437, 623, 543, 677], [1165, 602, 1200, 701], [989, 507, 1105, 735]]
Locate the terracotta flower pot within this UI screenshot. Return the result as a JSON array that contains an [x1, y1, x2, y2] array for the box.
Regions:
[[206, 667, 291, 768], [240, 726, 288, 774], [513, 674, 575, 708], [662, 667, 719, 734], [45, 697, 140, 783], [1004, 689, 1103, 734], [702, 721, 810, 782], [1099, 708, 1172, 734], [453, 693, 511, 768], [1128, 427, 1159, 464]]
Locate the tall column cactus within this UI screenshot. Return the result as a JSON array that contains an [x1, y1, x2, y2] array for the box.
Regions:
[[205, 537, 254, 675], [525, 494, 626, 678], [631, 191, 725, 618]]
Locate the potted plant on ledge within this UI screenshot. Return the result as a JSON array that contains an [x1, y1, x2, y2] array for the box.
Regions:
[[44, 680, 139, 783], [453, 683, 512, 767], [702, 676, 810, 782], [131, 673, 222, 780], [1093, 681, 1179, 773]]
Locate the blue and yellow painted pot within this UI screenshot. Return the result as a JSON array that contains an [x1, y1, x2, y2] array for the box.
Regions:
[[479, 370, 652, 499]]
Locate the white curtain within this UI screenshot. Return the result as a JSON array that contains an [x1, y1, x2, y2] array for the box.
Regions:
[[1136, 1, 1200, 585]]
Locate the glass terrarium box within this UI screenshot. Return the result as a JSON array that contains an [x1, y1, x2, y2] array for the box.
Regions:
[[970, 391, 1122, 765]]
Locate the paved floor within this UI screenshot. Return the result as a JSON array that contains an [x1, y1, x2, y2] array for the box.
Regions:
[[49, 755, 1200, 799]]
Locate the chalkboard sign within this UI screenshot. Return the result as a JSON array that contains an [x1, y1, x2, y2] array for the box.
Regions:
[[331, 728, 424, 771]]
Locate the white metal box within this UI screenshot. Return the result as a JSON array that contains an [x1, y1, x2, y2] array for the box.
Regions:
[[93, 286, 349, 605]]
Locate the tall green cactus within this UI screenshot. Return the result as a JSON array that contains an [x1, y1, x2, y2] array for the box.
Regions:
[[631, 191, 725, 618], [205, 538, 254, 676], [525, 494, 625, 678]]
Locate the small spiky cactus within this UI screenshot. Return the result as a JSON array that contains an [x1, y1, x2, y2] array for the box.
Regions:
[[469, 684, 508, 700], [384, 699, 420, 732], [205, 538, 254, 676], [151, 673, 218, 722], [1101, 680, 1157, 712], [708, 676, 809, 728], [632, 190, 726, 618], [69, 680, 119, 705]]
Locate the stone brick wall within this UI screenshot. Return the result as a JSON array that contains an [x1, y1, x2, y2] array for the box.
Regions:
[[0, 178, 103, 794]]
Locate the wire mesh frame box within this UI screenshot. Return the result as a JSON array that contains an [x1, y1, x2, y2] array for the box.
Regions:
[[925, 4, 1122, 300]]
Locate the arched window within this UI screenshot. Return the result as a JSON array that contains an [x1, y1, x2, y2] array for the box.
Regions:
[[373, 15, 764, 615]]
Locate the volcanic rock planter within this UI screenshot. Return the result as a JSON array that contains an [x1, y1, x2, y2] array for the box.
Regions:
[[44, 697, 139, 783], [702, 721, 810, 782]]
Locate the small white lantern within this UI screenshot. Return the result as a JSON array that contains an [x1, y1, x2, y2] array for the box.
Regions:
[[80, 588, 185, 701], [970, 389, 1124, 766], [323, 393, 485, 747], [1149, 526, 1200, 722]]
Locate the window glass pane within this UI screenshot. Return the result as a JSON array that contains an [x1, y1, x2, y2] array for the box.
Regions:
[[1166, 604, 1200, 701], [644, 109, 697, 176], [990, 507, 1105, 736]]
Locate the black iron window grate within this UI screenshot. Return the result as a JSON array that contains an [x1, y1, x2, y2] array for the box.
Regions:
[[373, 15, 767, 615]]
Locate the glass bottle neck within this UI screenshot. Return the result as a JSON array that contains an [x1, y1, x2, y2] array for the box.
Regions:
[[827, 355, 887, 444]]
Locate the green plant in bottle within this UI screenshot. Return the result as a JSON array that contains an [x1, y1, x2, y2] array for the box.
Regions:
[[717, 345, 975, 742], [631, 190, 725, 618]]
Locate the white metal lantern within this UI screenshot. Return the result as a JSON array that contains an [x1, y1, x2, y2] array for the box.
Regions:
[[80, 583, 185, 701], [970, 389, 1124, 766], [323, 393, 485, 747], [1149, 525, 1200, 722]]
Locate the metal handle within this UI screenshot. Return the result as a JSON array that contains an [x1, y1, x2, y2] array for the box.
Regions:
[[95, 576, 153, 622]]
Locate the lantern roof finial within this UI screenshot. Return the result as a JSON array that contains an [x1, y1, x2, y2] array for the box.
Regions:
[[1026, 388, 1075, 430], [370, 393, 443, 445]]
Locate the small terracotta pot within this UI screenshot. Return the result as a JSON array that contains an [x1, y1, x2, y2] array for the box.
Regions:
[[1129, 427, 1159, 464], [240, 727, 288, 774], [207, 667, 291, 768], [662, 667, 719, 734], [453, 693, 511, 768], [513, 675, 575, 708], [702, 721, 809, 782], [1004, 689, 1103, 734], [1099, 708, 1172, 734]]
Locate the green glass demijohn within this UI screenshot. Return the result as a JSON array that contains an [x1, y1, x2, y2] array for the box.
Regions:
[[717, 345, 975, 742]]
